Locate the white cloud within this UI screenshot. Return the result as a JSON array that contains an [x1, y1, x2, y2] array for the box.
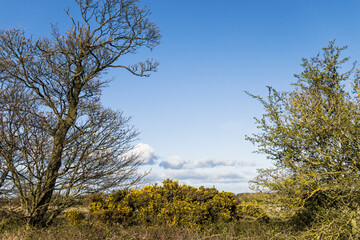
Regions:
[[159, 156, 255, 169], [159, 155, 186, 169], [193, 158, 239, 168], [150, 168, 252, 183], [134, 144, 259, 193], [125, 143, 159, 165], [146, 167, 256, 193]]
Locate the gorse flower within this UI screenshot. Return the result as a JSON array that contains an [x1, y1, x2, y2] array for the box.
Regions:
[[88, 179, 267, 228]]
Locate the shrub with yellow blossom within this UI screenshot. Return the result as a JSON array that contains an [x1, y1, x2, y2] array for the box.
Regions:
[[89, 179, 268, 228], [64, 210, 86, 226]]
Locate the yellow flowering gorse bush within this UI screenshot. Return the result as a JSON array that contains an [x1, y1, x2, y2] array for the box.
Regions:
[[64, 210, 86, 226], [89, 179, 267, 228]]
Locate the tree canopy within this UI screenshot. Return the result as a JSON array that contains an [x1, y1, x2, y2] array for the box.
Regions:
[[248, 42, 360, 237], [0, 0, 160, 226]]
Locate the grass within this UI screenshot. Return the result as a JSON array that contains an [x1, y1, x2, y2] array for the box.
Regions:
[[0, 219, 296, 240], [0, 186, 347, 240], [0, 198, 297, 240]]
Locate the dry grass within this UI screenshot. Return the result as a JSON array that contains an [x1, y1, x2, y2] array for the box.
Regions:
[[0, 218, 295, 240], [0, 193, 298, 240]]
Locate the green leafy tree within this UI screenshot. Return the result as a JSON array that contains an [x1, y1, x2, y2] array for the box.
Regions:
[[248, 42, 360, 236]]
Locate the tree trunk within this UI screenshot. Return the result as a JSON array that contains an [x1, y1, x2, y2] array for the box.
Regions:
[[27, 127, 69, 226], [26, 78, 80, 226]]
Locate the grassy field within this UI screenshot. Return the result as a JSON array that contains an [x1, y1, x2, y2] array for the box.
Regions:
[[0, 181, 347, 239], [0, 213, 295, 240]]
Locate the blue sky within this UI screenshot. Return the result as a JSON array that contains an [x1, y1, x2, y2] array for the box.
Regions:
[[1, 0, 360, 193]]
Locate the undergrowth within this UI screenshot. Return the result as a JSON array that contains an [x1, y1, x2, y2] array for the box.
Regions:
[[0, 179, 355, 239]]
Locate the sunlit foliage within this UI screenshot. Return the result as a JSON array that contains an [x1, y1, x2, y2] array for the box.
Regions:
[[248, 41, 360, 238], [88, 179, 267, 229]]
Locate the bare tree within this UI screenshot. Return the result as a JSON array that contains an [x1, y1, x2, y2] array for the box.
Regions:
[[0, 0, 160, 226]]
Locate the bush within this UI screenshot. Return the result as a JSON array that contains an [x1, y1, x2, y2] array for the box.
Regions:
[[88, 179, 265, 229], [64, 210, 86, 226]]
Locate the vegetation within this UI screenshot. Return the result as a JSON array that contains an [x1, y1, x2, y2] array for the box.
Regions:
[[0, 177, 358, 239], [0, 0, 358, 238], [86, 179, 268, 229], [0, 180, 290, 240], [0, 0, 160, 227], [247, 42, 360, 239]]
